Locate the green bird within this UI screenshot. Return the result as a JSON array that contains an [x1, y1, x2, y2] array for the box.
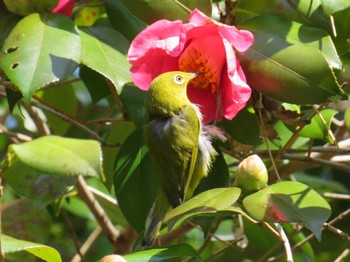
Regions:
[[142, 71, 217, 247]]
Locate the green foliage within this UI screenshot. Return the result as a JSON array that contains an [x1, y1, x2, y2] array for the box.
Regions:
[[0, 0, 349, 261]]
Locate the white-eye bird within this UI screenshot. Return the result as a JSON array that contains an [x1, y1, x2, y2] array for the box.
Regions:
[[142, 71, 217, 247]]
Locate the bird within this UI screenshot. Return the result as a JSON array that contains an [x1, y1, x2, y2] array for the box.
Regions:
[[142, 71, 217, 247]]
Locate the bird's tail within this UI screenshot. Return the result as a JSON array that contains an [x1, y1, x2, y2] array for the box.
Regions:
[[141, 190, 171, 248]]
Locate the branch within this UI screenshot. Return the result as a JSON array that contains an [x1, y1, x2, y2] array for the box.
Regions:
[[275, 223, 293, 262], [76, 176, 121, 247]]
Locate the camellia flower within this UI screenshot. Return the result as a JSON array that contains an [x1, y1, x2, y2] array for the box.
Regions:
[[52, 0, 75, 17], [128, 9, 254, 123]]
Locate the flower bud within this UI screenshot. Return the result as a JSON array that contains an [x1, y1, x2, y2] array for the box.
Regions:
[[100, 255, 126, 262], [236, 154, 268, 192]]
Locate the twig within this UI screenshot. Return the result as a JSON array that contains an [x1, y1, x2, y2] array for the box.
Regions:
[[322, 193, 350, 201], [282, 153, 350, 173], [271, 208, 350, 261], [105, 79, 127, 118], [313, 105, 337, 145], [330, 15, 337, 37], [0, 124, 32, 143], [76, 176, 121, 247], [334, 249, 350, 262], [256, 93, 281, 180], [276, 104, 327, 161], [173, 0, 192, 13], [87, 186, 118, 205], [31, 98, 106, 144], [62, 209, 83, 258], [274, 223, 293, 262], [324, 223, 350, 241], [71, 226, 102, 262], [23, 104, 50, 135]]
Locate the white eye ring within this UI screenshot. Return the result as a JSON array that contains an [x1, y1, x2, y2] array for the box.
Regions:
[[173, 74, 185, 85]]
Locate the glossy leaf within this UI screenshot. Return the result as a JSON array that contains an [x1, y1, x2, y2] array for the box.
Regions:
[[119, 84, 147, 127], [79, 26, 131, 94], [221, 105, 261, 145], [241, 34, 345, 104], [344, 106, 350, 133], [123, 244, 199, 262], [103, 121, 136, 189], [118, 0, 212, 24], [4, 161, 77, 209], [164, 187, 241, 230], [235, 0, 327, 27], [0, 13, 81, 103], [283, 224, 315, 260], [243, 181, 331, 240], [299, 108, 338, 142], [322, 0, 350, 15], [37, 81, 78, 135], [104, 0, 146, 41], [79, 66, 110, 103], [241, 15, 342, 69], [2, 199, 52, 244], [8, 136, 104, 179], [2, 234, 61, 262], [114, 128, 156, 232]]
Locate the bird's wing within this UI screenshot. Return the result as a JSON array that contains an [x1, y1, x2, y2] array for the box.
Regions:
[[145, 104, 200, 207]]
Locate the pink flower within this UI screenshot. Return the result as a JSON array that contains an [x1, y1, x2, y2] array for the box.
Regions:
[[128, 9, 254, 123], [52, 0, 75, 17]]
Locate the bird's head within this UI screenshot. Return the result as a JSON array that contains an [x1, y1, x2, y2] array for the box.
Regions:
[[147, 71, 199, 116]]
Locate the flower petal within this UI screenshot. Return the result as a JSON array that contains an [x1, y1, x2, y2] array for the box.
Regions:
[[130, 50, 179, 90], [221, 62, 252, 120], [52, 0, 75, 17], [187, 87, 217, 124], [189, 9, 254, 53], [128, 19, 185, 62], [219, 27, 254, 53]]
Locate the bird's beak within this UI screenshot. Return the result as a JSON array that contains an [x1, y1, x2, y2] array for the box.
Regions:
[[187, 72, 201, 80]]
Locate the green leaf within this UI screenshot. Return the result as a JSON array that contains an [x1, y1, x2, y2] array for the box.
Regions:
[[37, 81, 78, 135], [0, 13, 81, 103], [114, 128, 156, 232], [344, 106, 350, 133], [104, 0, 146, 41], [8, 136, 104, 179], [79, 66, 110, 103], [117, 0, 212, 24], [299, 108, 338, 142], [235, 0, 327, 27], [322, 0, 350, 15], [2, 234, 61, 262], [283, 224, 315, 260], [4, 161, 77, 209], [2, 199, 52, 244], [221, 104, 261, 145], [164, 187, 241, 230], [294, 172, 349, 194], [79, 26, 131, 94], [103, 121, 136, 189], [243, 181, 331, 240], [119, 84, 147, 127], [123, 244, 199, 262], [241, 15, 342, 69], [241, 34, 345, 104]]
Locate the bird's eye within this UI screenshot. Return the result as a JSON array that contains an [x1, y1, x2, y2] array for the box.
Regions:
[[173, 74, 185, 85]]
